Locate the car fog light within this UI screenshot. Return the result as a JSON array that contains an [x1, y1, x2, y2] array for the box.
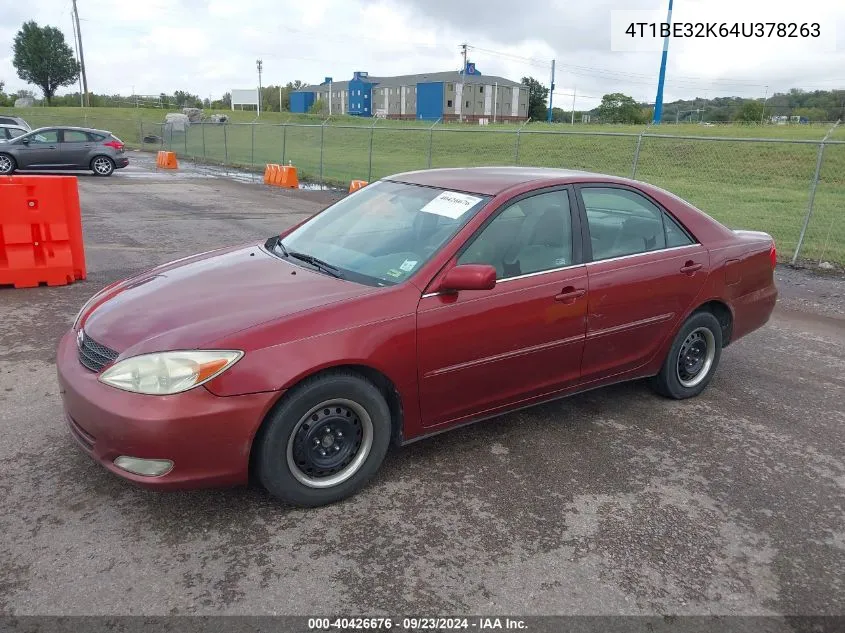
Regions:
[[114, 456, 173, 477]]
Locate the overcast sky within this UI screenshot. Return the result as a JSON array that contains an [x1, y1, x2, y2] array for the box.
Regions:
[[1, 0, 842, 110]]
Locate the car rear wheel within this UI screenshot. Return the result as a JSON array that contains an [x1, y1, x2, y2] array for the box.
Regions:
[[91, 155, 115, 177], [650, 311, 723, 399], [0, 153, 16, 175], [255, 371, 391, 506]]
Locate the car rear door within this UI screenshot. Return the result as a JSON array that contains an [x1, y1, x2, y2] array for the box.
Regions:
[[416, 187, 588, 428], [576, 184, 709, 380], [15, 129, 62, 167], [60, 129, 96, 168]]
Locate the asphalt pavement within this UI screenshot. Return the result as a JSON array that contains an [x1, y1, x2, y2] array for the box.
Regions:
[[1, 152, 843, 617]]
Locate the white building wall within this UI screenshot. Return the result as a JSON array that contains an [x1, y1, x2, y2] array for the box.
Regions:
[[401, 86, 406, 115], [511, 88, 520, 118], [484, 85, 492, 116]]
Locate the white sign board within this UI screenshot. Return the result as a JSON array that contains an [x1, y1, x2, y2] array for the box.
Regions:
[[231, 89, 259, 107]]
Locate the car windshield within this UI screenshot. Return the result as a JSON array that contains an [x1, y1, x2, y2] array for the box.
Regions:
[[275, 180, 490, 287]]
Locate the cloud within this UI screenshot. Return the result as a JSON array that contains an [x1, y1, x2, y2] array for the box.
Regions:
[[0, 0, 841, 110]]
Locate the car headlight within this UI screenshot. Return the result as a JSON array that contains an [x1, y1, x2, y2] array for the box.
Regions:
[[98, 350, 243, 395]]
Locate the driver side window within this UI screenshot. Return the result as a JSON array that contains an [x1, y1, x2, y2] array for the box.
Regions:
[[457, 190, 573, 279], [28, 130, 59, 144]]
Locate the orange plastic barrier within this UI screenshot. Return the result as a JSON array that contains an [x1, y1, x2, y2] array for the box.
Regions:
[[156, 151, 178, 169], [349, 180, 368, 193], [264, 164, 299, 189], [0, 175, 86, 288]]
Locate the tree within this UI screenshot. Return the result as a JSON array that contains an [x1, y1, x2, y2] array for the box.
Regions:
[[309, 98, 327, 116], [596, 93, 646, 124], [733, 100, 764, 123], [12, 21, 79, 105], [521, 76, 549, 121]]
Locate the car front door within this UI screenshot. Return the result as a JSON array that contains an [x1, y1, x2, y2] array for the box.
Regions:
[[15, 129, 62, 168], [59, 129, 95, 168], [416, 187, 588, 429], [577, 185, 709, 380]]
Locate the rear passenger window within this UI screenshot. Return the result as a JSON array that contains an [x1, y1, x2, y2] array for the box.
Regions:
[[458, 190, 572, 279], [582, 187, 670, 261], [63, 130, 89, 142], [664, 212, 694, 247]]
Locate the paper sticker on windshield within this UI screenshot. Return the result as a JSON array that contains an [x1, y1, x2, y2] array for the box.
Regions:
[[399, 259, 418, 272], [421, 191, 483, 219], [385, 268, 404, 278]]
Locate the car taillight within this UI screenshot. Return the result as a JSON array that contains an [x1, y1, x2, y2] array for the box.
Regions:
[[104, 140, 124, 151], [769, 242, 777, 270]]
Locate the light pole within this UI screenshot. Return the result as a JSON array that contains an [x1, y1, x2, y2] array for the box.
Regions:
[[256, 58, 263, 116], [652, 0, 673, 124]]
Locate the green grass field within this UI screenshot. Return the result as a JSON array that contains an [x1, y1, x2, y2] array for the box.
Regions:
[[3, 106, 844, 264]]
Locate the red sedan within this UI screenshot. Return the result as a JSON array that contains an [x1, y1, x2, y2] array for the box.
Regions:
[[57, 167, 777, 506]]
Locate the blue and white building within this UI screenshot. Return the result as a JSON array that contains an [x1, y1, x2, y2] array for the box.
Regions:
[[290, 64, 529, 122]]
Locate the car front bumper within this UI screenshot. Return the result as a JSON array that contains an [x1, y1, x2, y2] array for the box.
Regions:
[[56, 329, 279, 490]]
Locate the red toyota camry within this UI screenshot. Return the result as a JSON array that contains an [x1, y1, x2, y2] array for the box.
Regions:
[[57, 167, 777, 506]]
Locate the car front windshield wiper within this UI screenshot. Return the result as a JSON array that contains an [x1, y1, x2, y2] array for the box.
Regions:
[[286, 250, 345, 279]]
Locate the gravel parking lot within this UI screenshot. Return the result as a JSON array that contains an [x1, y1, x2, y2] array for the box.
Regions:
[[1, 152, 843, 617]]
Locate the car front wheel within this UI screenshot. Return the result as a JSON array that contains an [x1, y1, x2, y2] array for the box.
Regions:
[[650, 311, 723, 399], [0, 153, 16, 175], [91, 155, 115, 177], [255, 371, 392, 506]]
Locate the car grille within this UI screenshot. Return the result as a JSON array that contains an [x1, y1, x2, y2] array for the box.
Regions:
[[77, 331, 119, 372]]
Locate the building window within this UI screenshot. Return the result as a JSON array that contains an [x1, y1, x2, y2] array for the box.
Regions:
[[447, 83, 453, 91], [465, 101, 470, 108], [364, 93, 368, 99], [364, 107, 368, 112], [357, 90, 361, 96], [479, 86, 484, 93], [447, 100, 453, 107]]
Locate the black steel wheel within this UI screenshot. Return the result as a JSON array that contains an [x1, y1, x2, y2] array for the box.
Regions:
[[650, 311, 723, 399], [255, 371, 391, 506]]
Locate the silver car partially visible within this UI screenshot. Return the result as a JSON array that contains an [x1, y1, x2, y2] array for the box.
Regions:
[[0, 126, 129, 177], [0, 124, 29, 142]]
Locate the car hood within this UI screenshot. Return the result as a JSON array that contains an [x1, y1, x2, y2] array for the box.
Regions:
[[81, 243, 375, 355]]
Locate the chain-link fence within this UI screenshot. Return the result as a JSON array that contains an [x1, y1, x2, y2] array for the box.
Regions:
[[3, 110, 843, 266]]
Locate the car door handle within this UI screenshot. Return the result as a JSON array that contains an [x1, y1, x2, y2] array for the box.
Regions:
[[554, 286, 586, 303], [680, 261, 702, 274], [47, 145, 57, 149]]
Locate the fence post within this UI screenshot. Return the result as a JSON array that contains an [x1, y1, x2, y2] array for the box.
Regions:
[[368, 118, 378, 181], [251, 123, 256, 180], [631, 127, 649, 179], [515, 118, 531, 165], [201, 122, 206, 160], [223, 124, 228, 172], [139, 121, 144, 149], [427, 118, 440, 169], [792, 121, 839, 264], [281, 124, 287, 165], [184, 125, 188, 158], [320, 118, 329, 188]]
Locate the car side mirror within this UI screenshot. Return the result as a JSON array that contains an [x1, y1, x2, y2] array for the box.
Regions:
[[20, 137, 29, 145], [435, 264, 497, 293]]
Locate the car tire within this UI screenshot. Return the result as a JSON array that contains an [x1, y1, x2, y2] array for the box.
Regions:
[[91, 155, 115, 177], [0, 152, 16, 175], [255, 370, 392, 507], [650, 311, 723, 400]]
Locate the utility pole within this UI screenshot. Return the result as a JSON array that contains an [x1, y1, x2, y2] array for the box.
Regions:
[[279, 85, 282, 112], [460, 43, 468, 123], [571, 86, 576, 125], [761, 85, 769, 124], [69, 13, 83, 107], [71, 0, 89, 107], [652, 0, 673, 124], [547, 60, 555, 122], [256, 59, 263, 116]]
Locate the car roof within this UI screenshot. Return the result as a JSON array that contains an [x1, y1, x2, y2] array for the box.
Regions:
[[386, 166, 621, 196], [29, 125, 111, 135], [0, 123, 27, 128]]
